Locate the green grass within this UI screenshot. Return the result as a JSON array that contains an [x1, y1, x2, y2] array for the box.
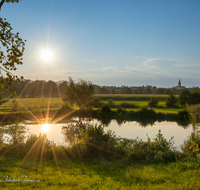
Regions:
[[0, 98, 180, 114], [102, 100, 166, 107], [2, 98, 63, 107], [0, 98, 63, 113], [111, 108, 181, 113], [0, 158, 200, 189]]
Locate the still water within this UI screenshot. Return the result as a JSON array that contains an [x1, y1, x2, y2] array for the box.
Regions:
[[27, 119, 193, 149]]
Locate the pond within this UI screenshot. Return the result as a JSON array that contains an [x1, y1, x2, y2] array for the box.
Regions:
[[24, 118, 193, 150]]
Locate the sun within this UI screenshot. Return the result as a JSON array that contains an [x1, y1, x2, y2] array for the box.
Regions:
[[42, 124, 50, 132], [41, 50, 53, 61]]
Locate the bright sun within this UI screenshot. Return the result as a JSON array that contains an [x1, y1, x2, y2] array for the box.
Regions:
[[42, 124, 50, 132], [41, 50, 53, 61]]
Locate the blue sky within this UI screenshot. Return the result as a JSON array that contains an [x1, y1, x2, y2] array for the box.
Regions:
[[1, 0, 200, 87]]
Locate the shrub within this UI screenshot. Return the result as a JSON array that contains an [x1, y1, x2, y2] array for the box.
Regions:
[[176, 109, 190, 121], [107, 99, 115, 108], [166, 93, 178, 108], [100, 103, 111, 113], [117, 106, 126, 114], [148, 97, 158, 108], [137, 106, 157, 117], [182, 131, 200, 158], [62, 120, 87, 144], [70, 124, 123, 159], [179, 89, 191, 106], [130, 130, 178, 163]]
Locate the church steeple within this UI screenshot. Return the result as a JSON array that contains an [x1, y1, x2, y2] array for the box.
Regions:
[[178, 79, 181, 87]]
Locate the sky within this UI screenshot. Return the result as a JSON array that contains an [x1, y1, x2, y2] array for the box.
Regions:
[[1, 0, 200, 88]]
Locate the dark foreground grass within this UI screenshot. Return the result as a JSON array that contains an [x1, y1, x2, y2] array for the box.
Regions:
[[0, 157, 200, 189]]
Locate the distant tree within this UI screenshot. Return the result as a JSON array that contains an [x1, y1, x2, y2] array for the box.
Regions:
[[178, 89, 191, 106], [98, 87, 109, 94], [192, 87, 200, 93], [59, 81, 68, 96], [125, 87, 132, 94], [148, 97, 158, 108], [146, 86, 152, 94], [62, 77, 95, 108], [43, 81, 59, 97], [166, 93, 178, 108], [111, 89, 116, 94], [190, 92, 200, 105], [156, 88, 169, 94], [152, 86, 157, 94]]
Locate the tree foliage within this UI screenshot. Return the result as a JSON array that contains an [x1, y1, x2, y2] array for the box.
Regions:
[[62, 77, 95, 108], [0, 0, 20, 10], [178, 89, 191, 106], [166, 93, 178, 108], [148, 97, 158, 108], [0, 0, 25, 101], [0, 18, 25, 97]]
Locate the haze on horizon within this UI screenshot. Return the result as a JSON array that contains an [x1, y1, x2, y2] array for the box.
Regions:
[[1, 0, 200, 88]]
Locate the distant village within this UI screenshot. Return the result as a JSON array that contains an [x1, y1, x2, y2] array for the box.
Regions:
[[94, 79, 199, 94], [4, 79, 199, 98]]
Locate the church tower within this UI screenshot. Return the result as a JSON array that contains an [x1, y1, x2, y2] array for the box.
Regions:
[[178, 79, 181, 87]]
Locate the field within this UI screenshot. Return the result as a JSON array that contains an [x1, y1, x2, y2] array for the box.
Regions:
[[95, 94, 174, 97], [0, 94, 180, 114]]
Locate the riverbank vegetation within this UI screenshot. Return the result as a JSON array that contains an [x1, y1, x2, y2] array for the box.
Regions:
[[0, 116, 200, 189]]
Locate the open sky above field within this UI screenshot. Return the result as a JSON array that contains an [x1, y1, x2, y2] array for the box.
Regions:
[[1, 0, 200, 88]]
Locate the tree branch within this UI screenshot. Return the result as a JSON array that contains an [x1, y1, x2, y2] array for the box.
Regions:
[[0, 0, 6, 10]]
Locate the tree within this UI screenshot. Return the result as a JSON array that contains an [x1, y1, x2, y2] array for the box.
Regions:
[[190, 92, 200, 105], [165, 92, 178, 108], [178, 89, 191, 106], [148, 97, 158, 108], [62, 77, 95, 108], [0, 0, 21, 10], [0, 0, 25, 102]]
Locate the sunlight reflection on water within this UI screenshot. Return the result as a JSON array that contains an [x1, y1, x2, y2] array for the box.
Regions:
[[27, 119, 194, 149]]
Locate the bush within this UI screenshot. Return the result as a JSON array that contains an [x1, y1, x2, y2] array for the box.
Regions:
[[117, 106, 126, 114], [70, 124, 123, 159], [100, 103, 111, 113], [137, 106, 157, 117], [176, 109, 190, 121], [148, 97, 158, 108], [166, 93, 178, 108], [107, 99, 115, 108], [130, 130, 178, 163], [179, 89, 191, 106], [182, 131, 200, 158]]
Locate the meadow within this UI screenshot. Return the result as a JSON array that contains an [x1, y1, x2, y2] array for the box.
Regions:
[[0, 157, 200, 189], [0, 94, 181, 114]]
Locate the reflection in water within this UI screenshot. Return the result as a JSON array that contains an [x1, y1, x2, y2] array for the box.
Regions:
[[0, 121, 28, 145], [42, 124, 50, 132], [0, 117, 193, 149], [62, 119, 87, 144]]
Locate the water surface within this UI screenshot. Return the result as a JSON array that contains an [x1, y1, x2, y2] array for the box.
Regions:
[[27, 119, 193, 149]]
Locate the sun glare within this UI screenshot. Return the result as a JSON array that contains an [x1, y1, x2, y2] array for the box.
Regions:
[[42, 124, 50, 132], [41, 50, 53, 61]]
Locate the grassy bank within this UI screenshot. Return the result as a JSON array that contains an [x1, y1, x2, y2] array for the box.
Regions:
[[0, 157, 200, 189], [0, 121, 200, 189]]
